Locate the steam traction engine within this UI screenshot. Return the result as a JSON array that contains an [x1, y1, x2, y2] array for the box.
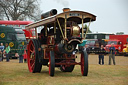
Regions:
[[26, 8, 96, 76]]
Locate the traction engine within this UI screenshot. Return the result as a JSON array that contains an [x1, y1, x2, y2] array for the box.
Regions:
[[26, 8, 96, 76]]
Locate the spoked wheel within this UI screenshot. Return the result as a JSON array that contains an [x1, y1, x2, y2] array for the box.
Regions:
[[49, 51, 55, 76], [60, 59, 75, 72], [27, 39, 42, 73], [81, 50, 88, 76]]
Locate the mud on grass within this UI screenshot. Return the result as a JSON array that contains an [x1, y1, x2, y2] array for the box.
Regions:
[[0, 55, 128, 85]]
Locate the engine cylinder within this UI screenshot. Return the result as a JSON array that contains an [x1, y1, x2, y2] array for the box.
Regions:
[[41, 9, 57, 19], [54, 43, 75, 54]]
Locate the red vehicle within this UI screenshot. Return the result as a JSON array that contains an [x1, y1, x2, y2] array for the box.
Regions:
[[0, 20, 32, 26], [25, 8, 96, 76], [22, 29, 36, 40], [105, 35, 128, 54]]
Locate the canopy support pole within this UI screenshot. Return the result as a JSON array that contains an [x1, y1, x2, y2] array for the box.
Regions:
[[84, 19, 92, 38], [82, 15, 84, 38], [35, 27, 38, 39], [45, 25, 47, 36], [65, 14, 67, 39], [57, 18, 65, 39], [54, 22, 56, 38]]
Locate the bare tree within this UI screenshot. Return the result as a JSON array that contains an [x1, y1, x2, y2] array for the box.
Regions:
[[0, 6, 5, 20], [0, 0, 41, 21]]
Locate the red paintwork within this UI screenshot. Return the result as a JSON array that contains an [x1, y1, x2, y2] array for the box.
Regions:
[[54, 44, 61, 54], [55, 60, 80, 66], [49, 52, 51, 75], [0, 20, 32, 25], [105, 35, 128, 53], [23, 29, 31, 39], [23, 50, 27, 59], [27, 40, 35, 72], [47, 36, 54, 45], [81, 53, 84, 75], [23, 29, 35, 39]]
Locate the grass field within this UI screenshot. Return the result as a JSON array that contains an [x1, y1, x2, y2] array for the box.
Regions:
[[0, 55, 128, 85]]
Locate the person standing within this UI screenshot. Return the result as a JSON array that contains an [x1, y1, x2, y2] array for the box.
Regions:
[[0, 43, 5, 61], [83, 45, 89, 52], [0, 50, 1, 61], [17, 44, 24, 63], [83, 44, 90, 57], [109, 43, 116, 65], [23, 50, 27, 63], [98, 45, 105, 65], [5, 43, 10, 62]]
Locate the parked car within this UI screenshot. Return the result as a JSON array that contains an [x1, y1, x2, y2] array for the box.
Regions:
[[85, 39, 106, 54], [123, 45, 128, 56]]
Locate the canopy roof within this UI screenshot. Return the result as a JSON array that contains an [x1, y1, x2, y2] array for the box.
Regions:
[[26, 10, 96, 30]]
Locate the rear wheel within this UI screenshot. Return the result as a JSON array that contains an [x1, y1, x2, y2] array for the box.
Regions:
[[49, 51, 55, 76], [81, 50, 88, 76], [27, 39, 42, 73], [60, 59, 75, 72]]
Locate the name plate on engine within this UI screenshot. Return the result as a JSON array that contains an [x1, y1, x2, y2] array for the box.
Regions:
[[69, 13, 80, 16]]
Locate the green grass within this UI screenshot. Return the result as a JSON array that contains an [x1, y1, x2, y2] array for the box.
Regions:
[[0, 61, 128, 85], [0, 55, 128, 85]]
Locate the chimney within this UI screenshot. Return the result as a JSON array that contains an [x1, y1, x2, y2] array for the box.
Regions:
[[63, 8, 70, 12]]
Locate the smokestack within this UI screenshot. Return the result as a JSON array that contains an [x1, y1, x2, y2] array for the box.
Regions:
[[63, 8, 70, 12], [41, 9, 57, 19]]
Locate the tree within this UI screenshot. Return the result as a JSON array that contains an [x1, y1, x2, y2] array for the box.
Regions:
[[84, 24, 92, 33], [0, 6, 5, 20], [0, 0, 41, 21], [116, 32, 124, 35]]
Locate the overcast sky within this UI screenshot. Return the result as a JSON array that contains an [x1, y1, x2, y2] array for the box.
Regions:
[[40, 0, 128, 34]]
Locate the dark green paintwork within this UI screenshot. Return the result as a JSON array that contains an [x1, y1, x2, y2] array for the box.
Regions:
[[0, 25, 27, 57]]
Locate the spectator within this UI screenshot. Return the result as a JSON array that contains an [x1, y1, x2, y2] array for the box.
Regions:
[[17, 44, 24, 63], [109, 43, 116, 65], [23, 50, 27, 63], [5, 43, 10, 62], [83, 45, 89, 51], [98, 45, 105, 65], [0, 43, 4, 61], [0, 50, 1, 61], [83, 44, 89, 55]]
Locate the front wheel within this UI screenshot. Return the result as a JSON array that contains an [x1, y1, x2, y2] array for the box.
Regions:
[[81, 50, 88, 76], [49, 51, 55, 76]]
